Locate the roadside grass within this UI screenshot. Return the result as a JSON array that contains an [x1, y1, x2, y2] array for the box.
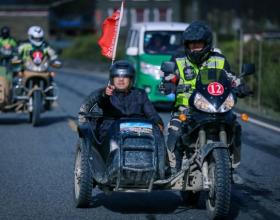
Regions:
[[61, 34, 126, 65]]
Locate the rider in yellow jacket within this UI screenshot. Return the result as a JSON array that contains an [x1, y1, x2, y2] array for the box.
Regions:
[[162, 21, 243, 171], [0, 26, 17, 65]]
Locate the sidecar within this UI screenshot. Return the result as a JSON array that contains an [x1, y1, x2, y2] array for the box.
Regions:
[[74, 114, 166, 207], [0, 65, 12, 110]]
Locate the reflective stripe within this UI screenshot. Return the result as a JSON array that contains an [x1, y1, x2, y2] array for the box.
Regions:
[[202, 56, 225, 69]]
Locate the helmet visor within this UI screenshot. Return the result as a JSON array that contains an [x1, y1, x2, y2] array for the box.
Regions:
[[31, 36, 43, 42], [112, 68, 131, 78]]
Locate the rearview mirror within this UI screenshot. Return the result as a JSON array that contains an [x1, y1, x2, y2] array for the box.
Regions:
[[11, 59, 22, 64], [241, 63, 255, 77], [160, 61, 176, 75], [51, 60, 62, 68]]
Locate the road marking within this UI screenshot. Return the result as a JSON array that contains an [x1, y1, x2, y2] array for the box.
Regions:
[[236, 113, 280, 133], [68, 119, 78, 132]]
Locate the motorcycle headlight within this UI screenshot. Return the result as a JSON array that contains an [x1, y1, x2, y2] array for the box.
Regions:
[[140, 62, 162, 80], [194, 93, 235, 113], [194, 93, 216, 113], [218, 93, 235, 112]]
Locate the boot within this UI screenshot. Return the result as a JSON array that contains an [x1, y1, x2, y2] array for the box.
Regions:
[[166, 118, 181, 152]]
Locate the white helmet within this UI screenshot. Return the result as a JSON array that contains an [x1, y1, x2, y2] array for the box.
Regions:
[[28, 26, 44, 47]]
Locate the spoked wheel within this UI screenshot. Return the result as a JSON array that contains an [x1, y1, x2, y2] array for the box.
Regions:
[[74, 140, 94, 208], [31, 90, 42, 126], [180, 191, 201, 207], [206, 148, 231, 219]]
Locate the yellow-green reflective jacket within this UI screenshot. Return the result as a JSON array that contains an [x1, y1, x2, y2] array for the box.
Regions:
[[175, 55, 225, 107], [18, 42, 57, 63], [0, 38, 17, 48]]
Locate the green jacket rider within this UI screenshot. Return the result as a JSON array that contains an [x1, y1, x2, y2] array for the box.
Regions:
[[0, 26, 17, 64], [17, 26, 61, 109], [17, 26, 58, 66]]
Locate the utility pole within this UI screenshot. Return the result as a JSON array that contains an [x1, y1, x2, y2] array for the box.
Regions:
[[257, 38, 262, 112], [239, 27, 243, 74], [191, 0, 199, 20]]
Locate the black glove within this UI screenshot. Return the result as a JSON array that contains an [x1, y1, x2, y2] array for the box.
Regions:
[[235, 83, 253, 98], [159, 82, 176, 95], [176, 84, 191, 93]]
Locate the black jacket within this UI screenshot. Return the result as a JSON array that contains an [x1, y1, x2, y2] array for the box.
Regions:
[[79, 87, 163, 126]]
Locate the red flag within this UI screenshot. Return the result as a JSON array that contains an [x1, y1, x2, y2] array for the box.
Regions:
[[98, 4, 123, 59]]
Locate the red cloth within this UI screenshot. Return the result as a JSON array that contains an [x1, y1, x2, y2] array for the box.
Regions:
[[98, 10, 121, 59]]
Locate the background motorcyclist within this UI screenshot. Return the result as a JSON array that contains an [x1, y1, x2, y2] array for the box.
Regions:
[[79, 60, 164, 142], [0, 26, 17, 65], [17, 26, 61, 109], [161, 21, 247, 171], [17, 26, 59, 65]]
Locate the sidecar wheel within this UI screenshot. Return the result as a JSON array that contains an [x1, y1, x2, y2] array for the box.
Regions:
[[28, 112, 32, 123], [206, 148, 231, 219], [74, 141, 93, 208], [180, 191, 200, 207]]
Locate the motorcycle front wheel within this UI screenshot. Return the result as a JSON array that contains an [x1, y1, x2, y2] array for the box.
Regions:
[[206, 148, 231, 219], [31, 90, 42, 126]]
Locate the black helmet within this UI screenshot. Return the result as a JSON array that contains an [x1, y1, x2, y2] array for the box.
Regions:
[[109, 60, 135, 84], [1, 26, 10, 39], [183, 21, 213, 64]]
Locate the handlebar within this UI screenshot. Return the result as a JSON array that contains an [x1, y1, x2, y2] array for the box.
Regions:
[[79, 111, 103, 119]]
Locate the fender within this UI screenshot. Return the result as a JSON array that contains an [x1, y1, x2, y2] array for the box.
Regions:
[[79, 137, 108, 184], [196, 142, 228, 167], [77, 123, 93, 139]]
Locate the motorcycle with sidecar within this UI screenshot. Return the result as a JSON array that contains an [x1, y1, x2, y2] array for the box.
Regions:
[[73, 63, 254, 219], [0, 48, 61, 126]]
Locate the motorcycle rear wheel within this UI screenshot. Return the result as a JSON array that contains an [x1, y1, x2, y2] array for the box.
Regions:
[[206, 148, 231, 219], [74, 140, 93, 208]]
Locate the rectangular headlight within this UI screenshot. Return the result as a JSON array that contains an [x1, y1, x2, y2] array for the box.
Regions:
[[140, 62, 162, 80]]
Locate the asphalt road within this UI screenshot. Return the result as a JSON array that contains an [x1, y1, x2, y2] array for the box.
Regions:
[[0, 68, 279, 220]]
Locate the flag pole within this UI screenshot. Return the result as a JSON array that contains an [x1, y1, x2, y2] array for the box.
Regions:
[[111, 0, 124, 64]]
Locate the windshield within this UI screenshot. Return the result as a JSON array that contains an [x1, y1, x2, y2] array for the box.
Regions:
[[198, 69, 230, 86], [144, 31, 183, 55], [196, 68, 232, 98]]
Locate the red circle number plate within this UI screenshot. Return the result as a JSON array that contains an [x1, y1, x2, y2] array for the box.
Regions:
[[207, 82, 224, 96]]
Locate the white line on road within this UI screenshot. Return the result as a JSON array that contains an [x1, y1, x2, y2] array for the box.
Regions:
[[236, 113, 280, 133], [68, 119, 78, 132]]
